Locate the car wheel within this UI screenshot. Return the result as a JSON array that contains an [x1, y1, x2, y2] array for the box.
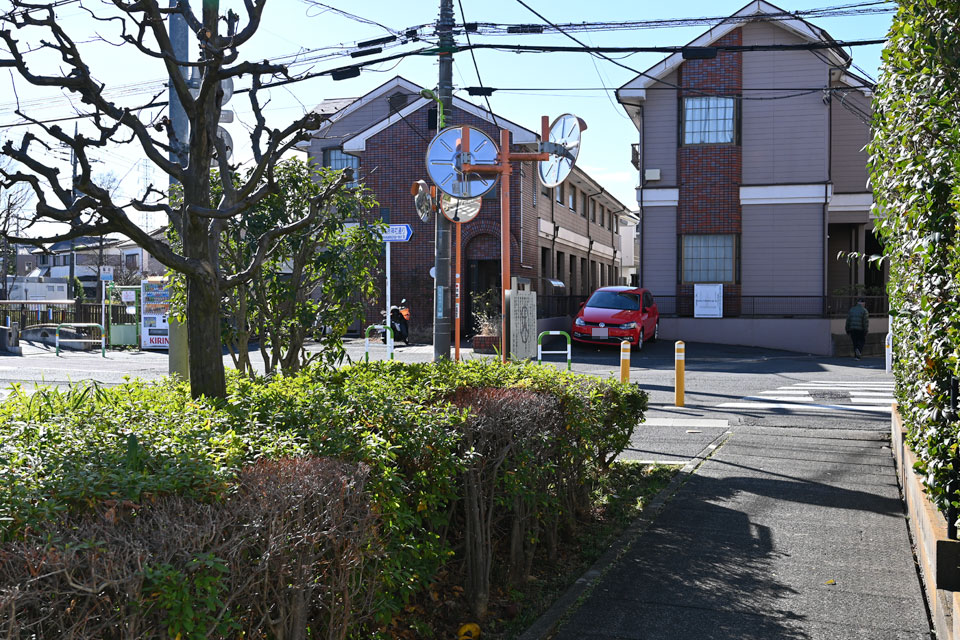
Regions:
[[651, 320, 659, 343], [637, 328, 644, 350]]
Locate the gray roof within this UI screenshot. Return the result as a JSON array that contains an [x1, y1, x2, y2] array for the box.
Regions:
[[312, 97, 358, 117]]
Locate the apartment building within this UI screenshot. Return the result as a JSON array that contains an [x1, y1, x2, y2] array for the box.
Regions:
[[617, 0, 881, 355]]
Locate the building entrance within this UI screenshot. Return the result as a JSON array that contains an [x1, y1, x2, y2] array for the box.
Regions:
[[464, 258, 500, 338]]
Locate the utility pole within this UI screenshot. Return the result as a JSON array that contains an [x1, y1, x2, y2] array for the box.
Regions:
[[432, 0, 454, 361], [68, 122, 78, 300]]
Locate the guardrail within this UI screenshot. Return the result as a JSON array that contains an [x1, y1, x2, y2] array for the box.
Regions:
[[537, 330, 571, 371], [364, 324, 394, 363], [55, 323, 105, 357]]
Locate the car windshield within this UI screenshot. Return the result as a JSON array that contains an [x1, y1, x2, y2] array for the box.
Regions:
[[586, 290, 640, 311]]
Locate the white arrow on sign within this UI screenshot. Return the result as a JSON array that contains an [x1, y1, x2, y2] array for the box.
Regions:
[[382, 224, 413, 242]]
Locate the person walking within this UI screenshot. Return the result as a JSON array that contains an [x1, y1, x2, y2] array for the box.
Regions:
[[845, 298, 869, 359]]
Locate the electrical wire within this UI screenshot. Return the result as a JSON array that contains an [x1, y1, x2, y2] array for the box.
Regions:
[[458, 39, 887, 55], [455, 0, 500, 129], [468, 1, 894, 36]]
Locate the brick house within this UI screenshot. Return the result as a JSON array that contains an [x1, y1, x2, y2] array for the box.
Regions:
[[617, 0, 882, 355], [300, 76, 634, 340]]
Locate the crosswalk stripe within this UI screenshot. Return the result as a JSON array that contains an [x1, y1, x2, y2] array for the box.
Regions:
[[848, 391, 896, 397], [642, 418, 730, 428], [768, 389, 813, 394], [849, 398, 895, 405], [717, 402, 891, 413], [812, 380, 895, 385], [741, 396, 814, 402]]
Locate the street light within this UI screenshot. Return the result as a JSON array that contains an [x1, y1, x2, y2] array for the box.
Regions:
[[420, 89, 445, 128]]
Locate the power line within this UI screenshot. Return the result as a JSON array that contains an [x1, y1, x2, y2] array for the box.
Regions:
[[458, 38, 887, 56], [455, 0, 500, 129], [459, 85, 874, 92], [465, 1, 894, 36]]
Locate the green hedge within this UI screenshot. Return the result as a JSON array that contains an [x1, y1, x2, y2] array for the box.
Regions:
[[0, 360, 647, 638], [870, 1, 960, 519]]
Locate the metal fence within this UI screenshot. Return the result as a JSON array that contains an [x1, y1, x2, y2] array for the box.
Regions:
[[0, 301, 137, 329], [535, 294, 888, 319], [537, 294, 588, 319]]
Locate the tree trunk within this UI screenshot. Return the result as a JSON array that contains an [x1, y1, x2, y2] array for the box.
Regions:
[[186, 272, 226, 398]]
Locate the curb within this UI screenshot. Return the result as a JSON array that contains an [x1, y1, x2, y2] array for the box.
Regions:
[[516, 427, 733, 640]]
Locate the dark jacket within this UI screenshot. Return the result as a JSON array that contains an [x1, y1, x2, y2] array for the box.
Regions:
[[845, 304, 869, 333]]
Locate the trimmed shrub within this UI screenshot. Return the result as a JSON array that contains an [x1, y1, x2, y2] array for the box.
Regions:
[[870, 1, 960, 518], [0, 359, 648, 637], [0, 457, 376, 640]]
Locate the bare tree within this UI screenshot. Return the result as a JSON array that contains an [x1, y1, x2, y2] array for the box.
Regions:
[[0, 1, 337, 398], [0, 155, 31, 298]]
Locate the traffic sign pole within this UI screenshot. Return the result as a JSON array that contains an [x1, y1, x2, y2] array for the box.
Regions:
[[381, 224, 412, 351], [385, 239, 391, 348]]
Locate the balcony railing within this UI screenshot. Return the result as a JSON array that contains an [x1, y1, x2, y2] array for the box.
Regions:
[[0, 301, 137, 328]]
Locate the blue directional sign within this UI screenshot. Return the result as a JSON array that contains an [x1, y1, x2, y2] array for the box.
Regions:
[[383, 224, 413, 242]]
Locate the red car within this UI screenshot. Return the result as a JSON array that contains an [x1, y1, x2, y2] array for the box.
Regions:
[[572, 286, 659, 348]]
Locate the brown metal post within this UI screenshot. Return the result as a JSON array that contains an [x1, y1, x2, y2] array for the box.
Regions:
[[500, 128, 512, 363], [459, 118, 556, 364], [455, 220, 461, 361]]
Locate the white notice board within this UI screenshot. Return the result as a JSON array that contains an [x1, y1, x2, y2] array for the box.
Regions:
[[509, 289, 538, 360], [694, 284, 723, 318]]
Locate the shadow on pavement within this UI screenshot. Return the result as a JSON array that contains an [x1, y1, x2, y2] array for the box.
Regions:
[[555, 453, 908, 639]]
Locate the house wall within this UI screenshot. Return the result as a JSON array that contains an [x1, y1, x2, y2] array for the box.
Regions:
[[640, 206, 677, 296], [677, 28, 743, 313], [641, 71, 679, 187], [830, 84, 872, 193], [741, 21, 829, 185], [741, 203, 824, 296], [660, 317, 833, 355], [353, 103, 540, 337]]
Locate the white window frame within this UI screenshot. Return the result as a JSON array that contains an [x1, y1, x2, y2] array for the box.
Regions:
[[681, 234, 737, 284], [322, 148, 360, 187], [682, 96, 737, 145]]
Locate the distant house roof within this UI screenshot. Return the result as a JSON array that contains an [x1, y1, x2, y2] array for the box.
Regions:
[[617, 0, 866, 105], [296, 76, 538, 153], [117, 226, 168, 249], [313, 97, 358, 116], [33, 236, 122, 254]]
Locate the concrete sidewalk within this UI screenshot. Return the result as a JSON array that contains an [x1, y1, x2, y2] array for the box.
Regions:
[[547, 427, 931, 639]]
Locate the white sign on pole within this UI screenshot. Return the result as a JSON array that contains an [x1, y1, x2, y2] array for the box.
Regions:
[[120, 290, 136, 303], [382, 224, 413, 242], [694, 284, 723, 318]]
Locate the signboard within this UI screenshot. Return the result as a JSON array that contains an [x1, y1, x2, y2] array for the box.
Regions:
[[141, 280, 170, 349], [382, 224, 413, 242], [509, 289, 538, 361], [694, 284, 723, 318], [120, 290, 136, 303]]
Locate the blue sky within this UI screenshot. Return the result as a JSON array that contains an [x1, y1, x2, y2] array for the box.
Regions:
[[0, 0, 894, 227]]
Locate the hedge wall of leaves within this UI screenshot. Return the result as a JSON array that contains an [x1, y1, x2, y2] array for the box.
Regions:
[[0, 359, 647, 638], [869, 1, 960, 517]]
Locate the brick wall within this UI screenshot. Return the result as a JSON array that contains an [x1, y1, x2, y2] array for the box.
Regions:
[[356, 105, 538, 337], [677, 28, 743, 313]]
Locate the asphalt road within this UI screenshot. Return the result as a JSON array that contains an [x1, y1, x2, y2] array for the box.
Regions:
[[0, 337, 893, 438]]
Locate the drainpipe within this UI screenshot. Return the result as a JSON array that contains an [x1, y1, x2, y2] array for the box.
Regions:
[[825, 68, 839, 318], [638, 105, 645, 288]]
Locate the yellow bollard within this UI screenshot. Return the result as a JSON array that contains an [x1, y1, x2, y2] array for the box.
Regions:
[[675, 340, 685, 407], [620, 340, 631, 383]]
